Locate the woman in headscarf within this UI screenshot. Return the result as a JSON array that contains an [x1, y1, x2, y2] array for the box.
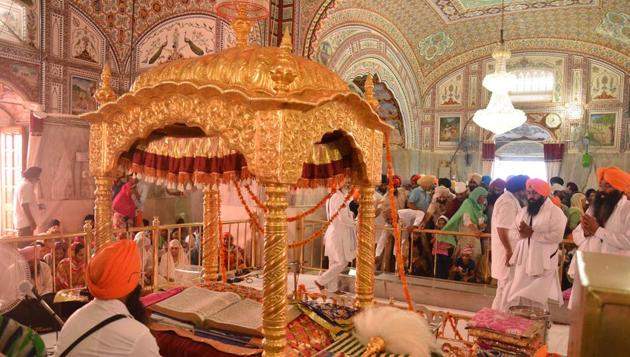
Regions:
[[566, 193, 586, 231], [43, 240, 67, 269], [222, 232, 246, 271], [438, 187, 488, 264], [134, 232, 154, 284], [158, 239, 189, 283], [55, 242, 86, 289]]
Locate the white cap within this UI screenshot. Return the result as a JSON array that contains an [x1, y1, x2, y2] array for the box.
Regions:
[[454, 182, 467, 194]]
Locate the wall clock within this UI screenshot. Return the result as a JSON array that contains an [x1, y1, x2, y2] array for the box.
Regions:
[[545, 113, 562, 129]]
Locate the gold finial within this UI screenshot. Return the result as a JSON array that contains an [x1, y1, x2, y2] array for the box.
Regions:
[[364, 74, 379, 110], [361, 336, 385, 357], [270, 30, 297, 95], [232, 5, 252, 48], [94, 64, 117, 105]]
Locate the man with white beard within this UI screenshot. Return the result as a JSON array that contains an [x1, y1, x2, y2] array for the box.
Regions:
[[568, 166, 630, 308], [315, 181, 356, 294], [507, 179, 566, 310], [490, 175, 528, 311]]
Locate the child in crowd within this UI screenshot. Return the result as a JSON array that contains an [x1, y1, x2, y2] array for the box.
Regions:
[[431, 215, 452, 279], [449, 245, 476, 282]]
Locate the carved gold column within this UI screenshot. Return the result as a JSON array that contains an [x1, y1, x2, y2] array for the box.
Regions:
[[355, 185, 376, 309], [202, 187, 220, 283], [94, 176, 114, 251], [262, 183, 288, 356]]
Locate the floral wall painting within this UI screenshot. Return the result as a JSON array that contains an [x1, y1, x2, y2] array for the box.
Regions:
[[137, 17, 218, 71], [70, 76, 97, 115], [596, 11, 630, 46], [418, 31, 454, 61], [70, 12, 103, 64], [437, 70, 463, 107], [588, 112, 617, 147], [437, 115, 461, 147], [0, 1, 26, 44], [590, 62, 622, 101]]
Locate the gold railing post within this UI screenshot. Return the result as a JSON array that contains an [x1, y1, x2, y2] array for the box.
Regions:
[[202, 187, 220, 283], [94, 176, 114, 251], [152, 217, 160, 292], [355, 185, 376, 309], [83, 221, 93, 263], [262, 183, 288, 356]]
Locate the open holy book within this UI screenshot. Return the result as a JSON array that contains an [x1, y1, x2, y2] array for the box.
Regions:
[[150, 286, 263, 337]]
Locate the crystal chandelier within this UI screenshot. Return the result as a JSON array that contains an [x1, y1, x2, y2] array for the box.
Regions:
[[473, 0, 525, 135]]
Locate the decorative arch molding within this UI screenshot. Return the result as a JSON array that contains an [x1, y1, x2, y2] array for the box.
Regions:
[[318, 29, 421, 148], [422, 38, 630, 96], [339, 55, 415, 149], [302, 0, 336, 58], [308, 8, 422, 87]]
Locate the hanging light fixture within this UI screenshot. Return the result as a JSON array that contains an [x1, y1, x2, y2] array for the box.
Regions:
[[473, 0, 525, 135]]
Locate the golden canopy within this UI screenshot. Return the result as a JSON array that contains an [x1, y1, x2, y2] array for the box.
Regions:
[[84, 32, 386, 356], [84, 32, 388, 186]]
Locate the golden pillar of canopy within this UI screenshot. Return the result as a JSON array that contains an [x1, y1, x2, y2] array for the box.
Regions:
[[83, 29, 389, 355]]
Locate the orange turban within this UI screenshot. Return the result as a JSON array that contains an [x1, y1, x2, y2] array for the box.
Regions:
[[551, 196, 561, 207], [526, 178, 551, 197], [87, 240, 140, 299], [597, 166, 630, 192]]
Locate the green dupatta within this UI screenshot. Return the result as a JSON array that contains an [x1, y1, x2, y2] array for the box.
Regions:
[[437, 187, 488, 247]]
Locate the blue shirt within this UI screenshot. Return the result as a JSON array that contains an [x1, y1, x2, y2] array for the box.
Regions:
[[408, 187, 432, 212]]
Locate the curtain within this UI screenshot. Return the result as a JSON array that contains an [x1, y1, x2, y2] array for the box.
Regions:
[[26, 111, 44, 168], [481, 142, 495, 176], [543, 143, 564, 179]]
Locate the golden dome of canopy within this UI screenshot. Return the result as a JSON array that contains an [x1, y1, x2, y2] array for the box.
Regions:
[[132, 37, 350, 99]]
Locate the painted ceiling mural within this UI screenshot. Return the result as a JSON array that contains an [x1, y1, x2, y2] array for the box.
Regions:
[[1, 0, 39, 48], [303, 0, 629, 90]]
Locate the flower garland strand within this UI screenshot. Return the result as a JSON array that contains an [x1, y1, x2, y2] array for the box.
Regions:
[[233, 181, 265, 234], [287, 188, 354, 249], [385, 132, 414, 311], [217, 188, 227, 284], [244, 184, 267, 212], [287, 186, 337, 222], [243, 183, 338, 223]]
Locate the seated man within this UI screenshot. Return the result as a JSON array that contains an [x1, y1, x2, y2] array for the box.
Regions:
[[449, 246, 476, 282], [55, 240, 160, 356]]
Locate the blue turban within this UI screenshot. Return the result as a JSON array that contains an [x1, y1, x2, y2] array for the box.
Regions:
[[506, 175, 529, 193], [481, 175, 492, 186]]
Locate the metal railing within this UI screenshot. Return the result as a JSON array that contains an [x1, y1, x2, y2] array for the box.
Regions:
[[0, 219, 261, 295]]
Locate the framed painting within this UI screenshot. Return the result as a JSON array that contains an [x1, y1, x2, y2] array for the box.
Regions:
[[588, 110, 620, 150], [436, 115, 461, 148], [70, 76, 97, 115]]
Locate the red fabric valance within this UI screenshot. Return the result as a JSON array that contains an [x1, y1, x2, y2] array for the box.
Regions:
[[482, 143, 496, 161], [543, 143, 564, 162], [120, 136, 354, 190]]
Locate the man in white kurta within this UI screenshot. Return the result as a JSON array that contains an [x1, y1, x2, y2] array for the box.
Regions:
[[490, 175, 527, 311], [507, 179, 566, 310], [568, 166, 630, 308], [376, 209, 425, 268], [315, 186, 356, 293]]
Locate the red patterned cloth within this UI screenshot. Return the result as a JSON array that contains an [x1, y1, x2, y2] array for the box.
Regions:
[[286, 315, 334, 356], [467, 308, 543, 339]]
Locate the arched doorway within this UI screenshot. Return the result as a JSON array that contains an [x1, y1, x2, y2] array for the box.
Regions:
[[492, 123, 552, 180]]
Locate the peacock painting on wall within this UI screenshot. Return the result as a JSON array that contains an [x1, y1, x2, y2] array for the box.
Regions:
[[136, 15, 219, 71]]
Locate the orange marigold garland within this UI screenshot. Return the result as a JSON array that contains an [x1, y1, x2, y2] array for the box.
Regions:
[[233, 181, 265, 234], [217, 188, 227, 284], [244, 184, 267, 212], [385, 132, 414, 311], [287, 186, 337, 222], [287, 188, 353, 249]]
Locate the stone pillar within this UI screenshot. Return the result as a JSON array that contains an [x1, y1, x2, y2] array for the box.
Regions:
[[262, 183, 288, 356], [355, 185, 376, 309], [94, 176, 114, 251], [202, 187, 220, 283]]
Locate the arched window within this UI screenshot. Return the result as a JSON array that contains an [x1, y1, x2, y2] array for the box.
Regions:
[[510, 70, 555, 102]]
